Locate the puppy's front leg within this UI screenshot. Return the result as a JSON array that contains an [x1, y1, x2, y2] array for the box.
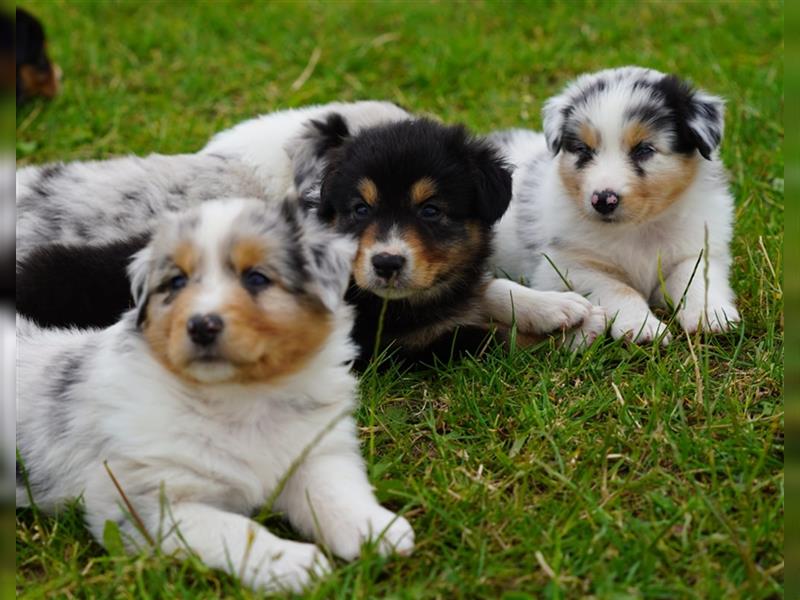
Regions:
[[163, 503, 330, 592], [84, 477, 329, 593], [539, 264, 670, 345], [275, 430, 414, 561], [663, 256, 739, 333], [482, 278, 594, 335]]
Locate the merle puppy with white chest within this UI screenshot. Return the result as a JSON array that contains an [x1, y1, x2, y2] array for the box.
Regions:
[[17, 198, 413, 593], [293, 114, 599, 362], [491, 66, 739, 344]]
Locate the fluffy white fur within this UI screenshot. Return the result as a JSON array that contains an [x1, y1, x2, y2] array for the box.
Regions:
[[490, 66, 739, 344], [203, 100, 411, 202], [16, 198, 413, 593], [15, 153, 265, 263]]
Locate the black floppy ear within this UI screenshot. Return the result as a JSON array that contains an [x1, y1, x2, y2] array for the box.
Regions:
[[686, 89, 725, 160], [289, 112, 351, 214], [657, 74, 725, 161], [467, 138, 513, 224], [316, 146, 346, 224], [127, 245, 153, 328]]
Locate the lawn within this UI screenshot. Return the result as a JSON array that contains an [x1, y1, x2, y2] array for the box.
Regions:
[[15, 1, 783, 598]]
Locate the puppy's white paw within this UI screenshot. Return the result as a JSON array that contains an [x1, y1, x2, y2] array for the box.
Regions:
[[514, 290, 594, 335], [679, 302, 740, 333], [325, 505, 415, 561], [245, 539, 331, 593], [562, 305, 607, 351], [611, 312, 671, 345]]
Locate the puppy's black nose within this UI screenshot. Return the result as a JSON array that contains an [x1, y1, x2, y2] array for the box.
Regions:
[[371, 253, 406, 279], [187, 313, 224, 346], [591, 189, 621, 215]]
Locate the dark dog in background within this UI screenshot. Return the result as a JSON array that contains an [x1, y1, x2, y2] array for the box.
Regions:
[[15, 8, 61, 105]]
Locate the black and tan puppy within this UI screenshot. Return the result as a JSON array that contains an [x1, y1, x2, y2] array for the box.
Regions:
[[299, 115, 598, 363]]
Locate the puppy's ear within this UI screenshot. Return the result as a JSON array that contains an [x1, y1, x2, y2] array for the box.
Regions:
[[658, 74, 725, 160], [316, 146, 345, 224], [288, 112, 351, 214], [467, 138, 513, 224], [127, 244, 153, 328], [542, 92, 571, 155], [301, 222, 357, 313], [686, 89, 725, 160]]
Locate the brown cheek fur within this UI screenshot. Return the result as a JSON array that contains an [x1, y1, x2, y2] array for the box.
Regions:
[[143, 284, 332, 384], [558, 134, 700, 224], [352, 223, 377, 289], [142, 287, 200, 379], [404, 223, 482, 289], [625, 155, 699, 222], [217, 286, 332, 383], [559, 124, 600, 214], [558, 156, 585, 213]]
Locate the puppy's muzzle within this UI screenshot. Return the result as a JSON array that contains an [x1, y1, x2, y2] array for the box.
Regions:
[[187, 313, 224, 347], [371, 253, 406, 281], [591, 189, 621, 216]]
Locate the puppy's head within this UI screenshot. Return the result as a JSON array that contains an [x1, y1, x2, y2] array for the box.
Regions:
[[543, 66, 724, 224], [15, 8, 61, 104], [312, 117, 512, 301], [129, 198, 356, 385]]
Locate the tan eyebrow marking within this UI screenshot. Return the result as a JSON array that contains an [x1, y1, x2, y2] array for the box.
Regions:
[[173, 241, 198, 275], [230, 238, 267, 272], [410, 177, 437, 205], [623, 121, 654, 149], [579, 122, 600, 149], [357, 177, 378, 206]]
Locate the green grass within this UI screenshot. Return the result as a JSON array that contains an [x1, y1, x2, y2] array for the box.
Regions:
[[16, 1, 783, 598]]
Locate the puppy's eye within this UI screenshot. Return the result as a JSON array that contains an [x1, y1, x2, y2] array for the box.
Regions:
[[631, 143, 656, 161], [568, 143, 594, 163], [575, 144, 594, 159], [418, 203, 443, 220], [242, 269, 271, 291], [352, 201, 371, 219], [168, 274, 188, 291]]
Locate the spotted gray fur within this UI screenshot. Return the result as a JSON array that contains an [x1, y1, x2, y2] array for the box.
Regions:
[[17, 153, 265, 263]]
